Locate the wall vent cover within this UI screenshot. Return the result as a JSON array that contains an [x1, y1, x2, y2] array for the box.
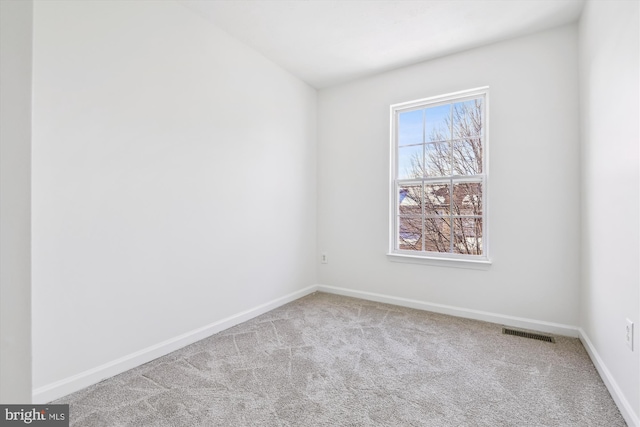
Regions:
[[502, 327, 556, 343]]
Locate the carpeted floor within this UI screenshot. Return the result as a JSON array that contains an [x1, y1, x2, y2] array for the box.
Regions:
[[54, 292, 626, 426]]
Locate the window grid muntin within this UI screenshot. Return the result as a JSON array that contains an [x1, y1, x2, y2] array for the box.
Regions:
[[394, 176, 483, 254], [392, 89, 487, 258]]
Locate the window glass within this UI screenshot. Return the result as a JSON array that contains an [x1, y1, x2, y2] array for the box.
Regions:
[[391, 89, 488, 261]]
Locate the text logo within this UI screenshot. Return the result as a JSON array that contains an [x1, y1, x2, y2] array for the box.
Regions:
[[0, 405, 68, 426]]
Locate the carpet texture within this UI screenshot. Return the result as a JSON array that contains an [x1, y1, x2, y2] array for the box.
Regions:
[[54, 292, 626, 426]]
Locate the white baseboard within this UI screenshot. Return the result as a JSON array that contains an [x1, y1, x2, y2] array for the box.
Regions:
[[318, 285, 640, 425], [34, 283, 637, 427], [32, 285, 318, 404], [316, 285, 580, 337], [579, 328, 639, 427]]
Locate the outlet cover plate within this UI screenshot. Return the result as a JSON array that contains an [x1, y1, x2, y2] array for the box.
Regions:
[[626, 318, 634, 351]]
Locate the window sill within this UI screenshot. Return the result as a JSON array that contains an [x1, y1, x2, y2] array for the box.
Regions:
[[386, 252, 492, 270]]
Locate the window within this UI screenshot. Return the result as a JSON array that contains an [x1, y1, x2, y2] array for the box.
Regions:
[[389, 87, 490, 266]]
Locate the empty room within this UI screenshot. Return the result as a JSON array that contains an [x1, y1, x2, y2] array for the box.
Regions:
[[1, 0, 638, 425]]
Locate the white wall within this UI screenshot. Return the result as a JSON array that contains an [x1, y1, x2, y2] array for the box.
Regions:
[[579, 0, 640, 423], [32, 0, 316, 396], [0, 0, 33, 404], [24, 2, 639, 421], [318, 26, 581, 327]]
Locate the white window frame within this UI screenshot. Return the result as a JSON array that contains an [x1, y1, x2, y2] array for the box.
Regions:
[[388, 87, 491, 269]]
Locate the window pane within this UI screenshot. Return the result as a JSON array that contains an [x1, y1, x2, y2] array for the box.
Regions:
[[425, 142, 451, 177], [424, 217, 451, 253], [452, 138, 482, 175], [398, 184, 422, 216], [425, 104, 451, 142], [424, 184, 450, 216], [453, 182, 482, 216], [398, 145, 423, 179], [398, 216, 422, 251], [398, 109, 423, 146], [393, 91, 487, 259], [453, 98, 483, 138], [453, 217, 483, 255]]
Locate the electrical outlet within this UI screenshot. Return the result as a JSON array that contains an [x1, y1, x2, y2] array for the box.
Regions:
[[321, 253, 328, 264], [625, 319, 634, 351]]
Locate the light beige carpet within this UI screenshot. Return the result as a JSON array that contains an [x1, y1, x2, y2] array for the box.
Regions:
[[54, 292, 626, 426]]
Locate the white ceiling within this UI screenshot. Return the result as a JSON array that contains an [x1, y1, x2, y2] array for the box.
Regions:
[[180, 0, 585, 89]]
